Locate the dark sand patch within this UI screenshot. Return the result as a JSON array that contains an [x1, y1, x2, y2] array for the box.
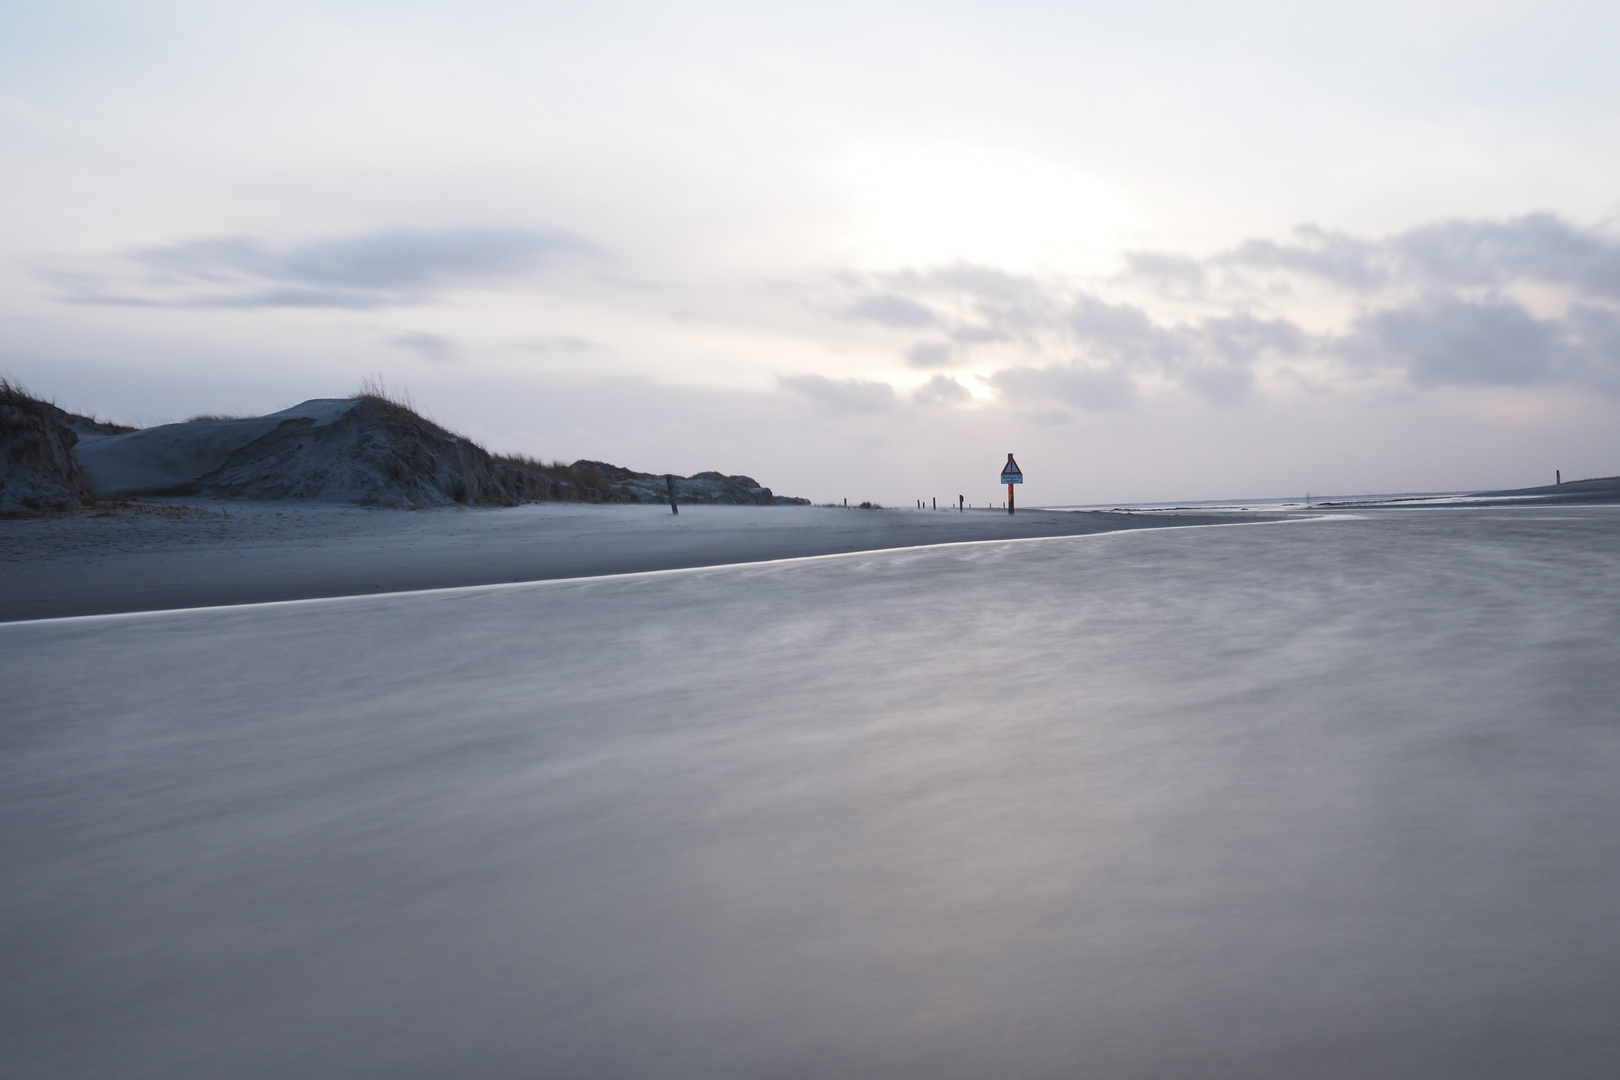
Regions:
[[0, 502, 1264, 621]]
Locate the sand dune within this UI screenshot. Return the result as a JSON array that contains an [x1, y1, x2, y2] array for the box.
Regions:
[[75, 398, 547, 506]]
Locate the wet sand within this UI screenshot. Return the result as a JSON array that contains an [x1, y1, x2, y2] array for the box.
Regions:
[[0, 501, 1259, 621], [6, 507, 1620, 1078]]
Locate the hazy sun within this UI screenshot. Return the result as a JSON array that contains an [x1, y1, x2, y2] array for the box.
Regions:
[[829, 142, 1150, 274]]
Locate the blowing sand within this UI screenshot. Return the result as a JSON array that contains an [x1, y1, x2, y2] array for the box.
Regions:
[[0, 501, 1260, 621]]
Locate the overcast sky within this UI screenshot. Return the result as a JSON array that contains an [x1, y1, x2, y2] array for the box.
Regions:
[[4, 0, 1618, 503]]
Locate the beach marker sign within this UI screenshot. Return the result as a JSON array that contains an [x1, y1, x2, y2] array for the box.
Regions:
[[1001, 453, 1022, 514]]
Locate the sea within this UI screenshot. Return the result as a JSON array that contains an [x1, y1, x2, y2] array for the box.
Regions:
[[4, 506, 1619, 1078]]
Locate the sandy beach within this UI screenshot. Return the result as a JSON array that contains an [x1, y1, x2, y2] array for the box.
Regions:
[[0, 502, 1256, 621], [6, 506, 1620, 1079]]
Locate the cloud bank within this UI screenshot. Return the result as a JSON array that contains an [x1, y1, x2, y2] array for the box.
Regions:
[[46, 213, 1620, 417], [835, 214, 1620, 408], [59, 226, 594, 309]]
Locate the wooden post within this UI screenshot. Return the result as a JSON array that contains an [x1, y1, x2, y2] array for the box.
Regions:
[[666, 474, 678, 514]]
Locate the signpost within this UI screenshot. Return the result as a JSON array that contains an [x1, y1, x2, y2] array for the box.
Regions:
[[1000, 453, 1022, 514]]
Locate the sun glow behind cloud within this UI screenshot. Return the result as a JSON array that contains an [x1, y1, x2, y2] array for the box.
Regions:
[[830, 143, 1151, 275]]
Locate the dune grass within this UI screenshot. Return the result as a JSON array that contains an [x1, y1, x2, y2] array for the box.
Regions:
[[1, 377, 45, 410], [352, 374, 419, 414], [2, 378, 136, 434]]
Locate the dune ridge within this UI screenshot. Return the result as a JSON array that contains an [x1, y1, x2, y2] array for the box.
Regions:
[[6, 386, 807, 511]]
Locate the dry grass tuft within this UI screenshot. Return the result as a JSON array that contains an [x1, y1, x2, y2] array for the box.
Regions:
[[353, 374, 417, 414], [0, 377, 47, 409], [2, 377, 135, 433]]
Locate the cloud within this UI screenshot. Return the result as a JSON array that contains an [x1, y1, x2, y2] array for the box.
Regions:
[[1152, 213, 1620, 299], [914, 374, 970, 405], [512, 335, 603, 353], [1022, 408, 1074, 427], [1393, 214, 1620, 298], [847, 293, 937, 327], [780, 373, 897, 414], [1332, 292, 1620, 394], [390, 332, 457, 362], [840, 215, 1611, 404], [67, 226, 595, 309], [906, 342, 953, 369], [1064, 300, 1289, 403], [1181, 364, 1255, 404], [852, 262, 1054, 342], [890, 262, 1043, 304], [1119, 251, 1208, 297], [839, 268, 1308, 404], [1339, 293, 1568, 387], [833, 215, 1620, 403], [1567, 304, 1620, 394], [1068, 296, 1182, 366], [948, 324, 1010, 344], [990, 364, 1137, 412], [1216, 225, 1390, 291]]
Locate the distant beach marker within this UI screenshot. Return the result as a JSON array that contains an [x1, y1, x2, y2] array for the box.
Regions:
[[1001, 453, 1022, 515]]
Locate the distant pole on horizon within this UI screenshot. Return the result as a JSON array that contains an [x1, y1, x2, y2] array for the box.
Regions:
[[666, 474, 678, 514], [1557, 470, 1562, 485]]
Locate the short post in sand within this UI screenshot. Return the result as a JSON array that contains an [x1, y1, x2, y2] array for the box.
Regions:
[[1000, 453, 1022, 515], [666, 474, 678, 515]]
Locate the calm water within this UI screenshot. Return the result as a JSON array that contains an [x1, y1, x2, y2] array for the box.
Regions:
[[5, 508, 1620, 1078]]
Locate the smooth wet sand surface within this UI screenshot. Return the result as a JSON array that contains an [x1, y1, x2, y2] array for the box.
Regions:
[[0, 502, 1253, 621], [5, 507, 1620, 1079]]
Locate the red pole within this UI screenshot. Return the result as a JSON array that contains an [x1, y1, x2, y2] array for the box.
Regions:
[[1007, 482, 1014, 514]]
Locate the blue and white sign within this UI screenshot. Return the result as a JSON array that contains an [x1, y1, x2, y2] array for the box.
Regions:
[[1000, 453, 1023, 484]]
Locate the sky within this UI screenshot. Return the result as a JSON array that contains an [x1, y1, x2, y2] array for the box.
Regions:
[[3, 0, 1619, 505]]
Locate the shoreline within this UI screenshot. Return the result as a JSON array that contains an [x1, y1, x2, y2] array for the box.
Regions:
[[1, 501, 1270, 622]]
